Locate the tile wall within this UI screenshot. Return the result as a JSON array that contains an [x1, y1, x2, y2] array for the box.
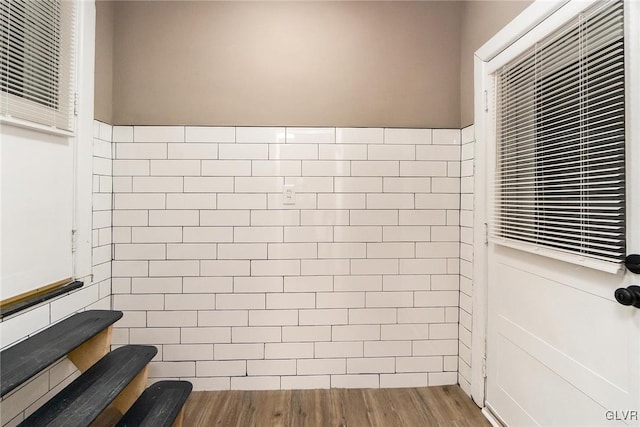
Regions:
[[0, 122, 113, 426], [110, 126, 463, 390]]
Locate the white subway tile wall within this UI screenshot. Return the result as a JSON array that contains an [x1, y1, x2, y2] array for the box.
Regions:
[[110, 126, 461, 390], [0, 121, 114, 426], [458, 125, 474, 397]]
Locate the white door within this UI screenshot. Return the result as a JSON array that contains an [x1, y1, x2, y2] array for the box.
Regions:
[[483, 1, 640, 426]]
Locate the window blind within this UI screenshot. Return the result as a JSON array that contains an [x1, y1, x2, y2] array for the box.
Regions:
[[492, 0, 625, 263], [1, 0, 76, 132]]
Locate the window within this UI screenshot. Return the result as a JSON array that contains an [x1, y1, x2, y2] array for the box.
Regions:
[[1, 0, 76, 131], [492, 0, 625, 264]]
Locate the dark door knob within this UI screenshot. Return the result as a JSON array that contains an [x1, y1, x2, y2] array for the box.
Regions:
[[615, 285, 640, 308], [625, 254, 640, 274]]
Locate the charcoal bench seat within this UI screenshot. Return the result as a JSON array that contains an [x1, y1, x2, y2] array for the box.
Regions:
[[19, 345, 157, 427], [0, 310, 122, 397], [116, 380, 193, 427]]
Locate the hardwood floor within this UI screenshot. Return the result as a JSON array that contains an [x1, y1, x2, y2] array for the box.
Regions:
[[183, 385, 490, 426]]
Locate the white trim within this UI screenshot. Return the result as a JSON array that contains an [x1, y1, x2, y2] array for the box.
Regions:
[[482, 406, 506, 427], [72, 0, 96, 281], [626, 0, 640, 255], [0, 116, 74, 138]]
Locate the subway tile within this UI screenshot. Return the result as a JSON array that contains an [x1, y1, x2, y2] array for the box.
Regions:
[[399, 259, 448, 275], [217, 194, 266, 210], [432, 177, 461, 193], [117, 143, 166, 159], [112, 227, 132, 244], [132, 227, 182, 243], [266, 293, 314, 309], [351, 161, 399, 177], [252, 210, 300, 226], [429, 323, 458, 339], [251, 260, 300, 276], [317, 194, 365, 210], [383, 178, 431, 193], [314, 341, 362, 358], [286, 128, 335, 144], [196, 361, 246, 377], [249, 309, 297, 326], [235, 177, 284, 193], [149, 210, 199, 226], [416, 242, 459, 258], [268, 243, 317, 259], [381, 324, 429, 340], [234, 227, 283, 243], [365, 291, 412, 308], [299, 309, 348, 326], [215, 343, 264, 360], [150, 160, 200, 176], [269, 144, 317, 160], [398, 210, 447, 226], [167, 243, 217, 260], [384, 128, 432, 145], [148, 311, 196, 327], [397, 356, 443, 373], [383, 275, 430, 291], [412, 339, 458, 356], [317, 243, 366, 259], [364, 341, 412, 357], [319, 144, 367, 160], [368, 145, 415, 160], [218, 243, 267, 260], [333, 226, 381, 242], [432, 275, 459, 291], [113, 294, 163, 311], [167, 193, 216, 209], [399, 161, 447, 177], [168, 143, 218, 159], [198, 311, 248, 327], [284, 276, 333, 292], [236, 127, 285, 143], [186, 126, 235, 143], [184, 227, 234, 243], [415, 194, 460, 209], [201, 260, 250, 276], [134, 126, 184, 143], [182, 277, 231, 294], [113, 177, 133, 192], [113, 126, 134, 142], [332, 325, 379, 341], [113, 160, 150, 176], [114, 244, 165, 260], [132, 177, 182, 193], [416, 145, 460, 161], [397, 307, 445, 324], [131, 328, 180, 345], [334, 177, 382, 193], [284, 226, 332, 243], [380, 373, 428, 388], [201, 160, 251, 176], [461, 126, 474, 144], [297, 359, 346, 375], [302, 161, 350, 176], [200, 210, 250, 226], [366, 243, 414, 258], [414, 291, 458, 307], [219, 144, 268, 160], [115, 194, 164, 210], [252, 160, 301, 176], [247, 360, 296, 376], [188, 377, 230, 390], [347, 358, 395, 374], [112, 261, 148, 278], [334, 275, 382, 292], [432, 129, 461, 145], [265, 343, 314, 359], [216, 294, 265, 310], [149, 260, 200, 277], [234, 277, 283, 293], [336, 128, 383, 144], [282, 326, 331, 342], [351, 259, 398, 275], [383, 226, 430, 242], [301, 210, 349, 226], [348, 308, 396, 324], [232, 327, 281, 343], [431, 226, 460, 242], [316, 292, 364, 309], [163, 344, 213, 361]]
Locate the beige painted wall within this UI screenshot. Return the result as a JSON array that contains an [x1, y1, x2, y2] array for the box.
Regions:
[[459, 0, 532, 126], [109, 1, 462, 128], [95, 1, 114, 124]]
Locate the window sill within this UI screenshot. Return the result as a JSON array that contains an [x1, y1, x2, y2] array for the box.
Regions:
[[1, 116, 74, 138]]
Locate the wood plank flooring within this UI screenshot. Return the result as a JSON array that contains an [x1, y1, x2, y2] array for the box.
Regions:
[[183, 385, 490, 426]]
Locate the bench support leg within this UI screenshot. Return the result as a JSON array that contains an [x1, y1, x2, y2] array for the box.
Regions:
[[67, 326, 113, 372], [111, 365, 149, 415], [171, 406, 186, 427]]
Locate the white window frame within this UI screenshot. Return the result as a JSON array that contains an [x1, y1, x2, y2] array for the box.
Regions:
[[471, 0, 640, 411]]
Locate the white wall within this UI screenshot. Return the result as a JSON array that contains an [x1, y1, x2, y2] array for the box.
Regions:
[[110, 125, 463, 390]]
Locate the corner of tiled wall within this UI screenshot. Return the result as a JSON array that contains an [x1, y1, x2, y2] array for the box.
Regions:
[[0, 121, 114, 427], [458, 124, 475, 397]]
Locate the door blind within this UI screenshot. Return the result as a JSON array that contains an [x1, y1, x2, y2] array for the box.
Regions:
[[1, 0, 76, 132], [492, 0, 625, 263]]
